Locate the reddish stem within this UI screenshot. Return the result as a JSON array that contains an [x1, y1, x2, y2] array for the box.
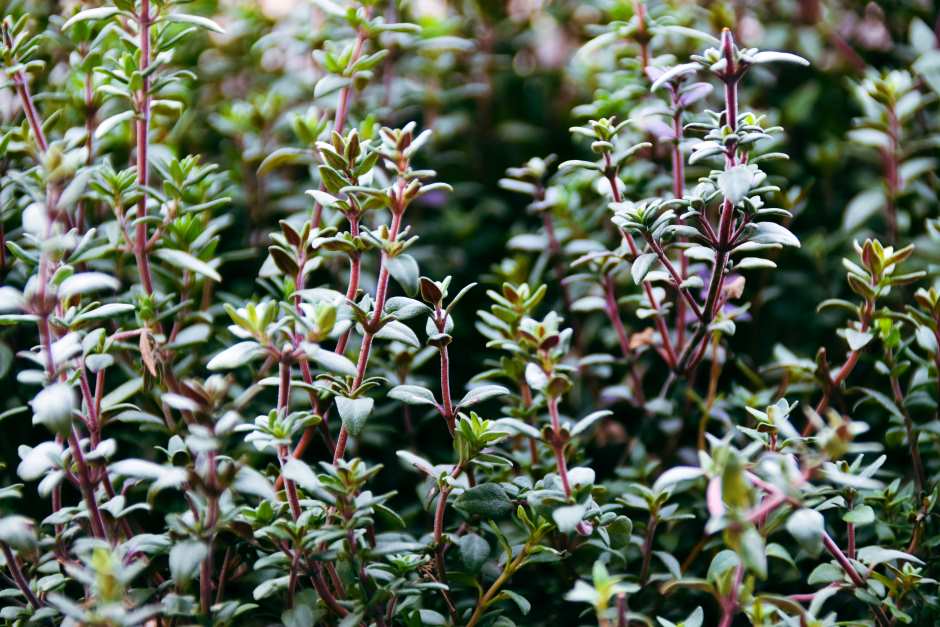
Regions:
[[0, 542, 42, 609], [334, 208, 405, 463], [135, 0, 155, 295], [547, 397, 571, 497], [3, 26, 48, 153], [603, 274, 647, 401]]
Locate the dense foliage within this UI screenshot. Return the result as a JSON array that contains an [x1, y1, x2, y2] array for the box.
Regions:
[[1, 0, 939, 625]]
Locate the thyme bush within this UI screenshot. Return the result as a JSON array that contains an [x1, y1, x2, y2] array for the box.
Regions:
[[0, 1, 939, 625]]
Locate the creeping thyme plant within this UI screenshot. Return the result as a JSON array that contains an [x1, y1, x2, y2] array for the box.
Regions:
[[1, 0, 939, 625]]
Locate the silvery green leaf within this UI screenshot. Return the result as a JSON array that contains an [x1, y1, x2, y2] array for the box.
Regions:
[[62, 6, 121, 29], [30, 383, 76, 435], [305, 344, 357, 376], [457, 384, 509, 409], [717, 165, 755, 205], [207, 341, 264, 371], [786, 508, 825, 557], [385, 297, 430, 320], [396, 450, 435, 475], [653, 466, 706, 493], [388, 385, 438, 407], [74, 303, 135, 322], [95, 111, 135, 139], [650, 62, 699, 92], [570, 410, 611, 436], [281, 458, 320, 492], [564, 580, 599, 604], [750, 222, 800, 248], [739, 526, 767, 579], [387, 254, 420, 296], [0, 286, 24, 313], [842, 328, 873, 351], [17, 441, 63, 481], [0, 516, 37, 551], [631, 252, 657, 284], [59, 272, 120, 299], [254, 575, 290, 601], [552, 504, 586, 533], [375, 320, 420, 348], [336, 396, 374, 437], [749, 51, 810, 66], [233, 466, 275, 501], [735, 257, 776, 270], [161, 13, 225, 33], [525, 363, 548, 391], [169, 540, 207, 585], [916, 325, 938, 354], [495, 418, 540, 439], [567, 467, 595, 489], [154, 249, 221, 282], [314, 75, 351, 99], [856, 546, 923, 567]]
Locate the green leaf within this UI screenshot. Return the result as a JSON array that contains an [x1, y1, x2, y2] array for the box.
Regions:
[[457, 533, 490, 572], [314, 75, 351, 99], [454, 483, 512, 518], [808, 562, 843, 585], [843, 188, 885, 232], [154, 249, 221, 282], [336, 396, 374, 437], [739, 526, 767, 579], [843, 505, 875, 526], [495, 589, 531, 615], [282, 606, 315, 627], [101, 378, 144, 410], [253, 575, 290, 601], [257, 147, 312, 176]]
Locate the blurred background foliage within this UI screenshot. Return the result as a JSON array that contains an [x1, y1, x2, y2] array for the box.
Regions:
[[1, 0, 939, 623]]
